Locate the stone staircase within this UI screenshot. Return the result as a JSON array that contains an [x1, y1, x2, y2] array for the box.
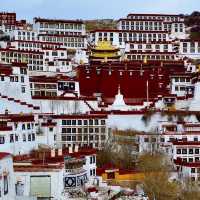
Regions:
[[0, 93, 40, 113]]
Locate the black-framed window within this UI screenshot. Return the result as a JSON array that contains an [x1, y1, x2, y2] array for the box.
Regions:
[[10, 134, 14, 143], [89, 120, 93, 126], [67, 120, 71, 125], [101, 120, 105, 125], [182, 149, 187, 154], [195, 149, 199, 154], [23, 134, 26, 142], [0, 136, 5, 144], [78, 120, 82, 125], [62, 120, 67, 125], [32, 134, 35, 141], [28, 134, 31, 141], [191, 168, 195, 173], [94, 119, 98, 125], [62, 128, 67, 133], [72, 128, 76, 133], [72, 120, 76, 125], [189, 149, 194, 154], [177, 149, 181, 154]]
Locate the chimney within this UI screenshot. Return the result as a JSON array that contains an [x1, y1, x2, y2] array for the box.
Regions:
[[75, 145, 79, 153], [5, 109, 8, 115], [69, 146, 73, 154], [51, 149, 55, 157], [58, 148, 62, 156]]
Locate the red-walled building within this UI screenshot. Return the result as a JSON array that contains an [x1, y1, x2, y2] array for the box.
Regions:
[[0, 12, 16, 25], [77, 61, 187, 104]]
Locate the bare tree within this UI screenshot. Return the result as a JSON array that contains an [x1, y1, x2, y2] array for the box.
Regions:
[[137, 152, 180, 200], [179, 178, 200, 200]]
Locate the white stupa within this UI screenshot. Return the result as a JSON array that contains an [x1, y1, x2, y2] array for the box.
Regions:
[[189, 81, 200, 111], [110, 85, 130, 111]]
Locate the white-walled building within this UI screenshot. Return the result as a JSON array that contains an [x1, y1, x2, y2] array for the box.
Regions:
[[10, 29, 38, 41], [0, 114, 39, 155], [0, 62, 39, 114], [170, 73, 193, 97], [179, 39, 200, 59], [117, 13, 186, 39], [14, 147, 97, 199], [38, 113, 108, 149], [33, 18, 87, 50]]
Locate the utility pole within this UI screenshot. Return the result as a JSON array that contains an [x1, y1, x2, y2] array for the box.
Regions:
[[146, 80, 149, 109]]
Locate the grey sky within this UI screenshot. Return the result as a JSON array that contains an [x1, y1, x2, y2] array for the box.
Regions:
[[1, 0, 200, 22]]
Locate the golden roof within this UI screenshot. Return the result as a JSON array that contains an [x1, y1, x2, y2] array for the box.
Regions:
[[94, 40, 118, 51]]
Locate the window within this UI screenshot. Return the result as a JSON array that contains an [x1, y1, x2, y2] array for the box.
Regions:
[[15, 135, 19, 142], [189, 149, 194, 154], [160, 137, 165, 142], [182, 149, 187, 154], [177, 149, 181, 154], [49, 127, 53, 132], [62, 128, 67, 133], [151, 137, 156, 142], [67, 120, 71, 125], [182, 158, 187, 162], [90, 156, 93, 164], [78, 120, 82, 125], [67, 136, 71, 141], [72, 128, 76, 133], [23, 134, 26, 142], [32, 133, 35, 141], [67, 128, 71, 133], [0, 136, 5, 144], [84, 135, 88, 141], [72, 120, 76, 125], [28, 134, 31, 141], [3, 175, 8, 195], [27, 123, 31, 130], [62, 135, 67, 141], [93, 156, 96, 163], [89, 120, 93, 126], [84, 128, 88, 133], [101, 120, 105, 125], [21, 86, 25, 93], [189, 158, 193, 162], [101, 128, 105, 133], [72, 136, 76, 141], [89, 128, 93, 133], [144, 138, 149, 142], [52, 51, 58, 56], [191, 168, 195, 173], [174, 77, 179, 82], [21, 76, 24, 83], [95, 128, 99, 133], [101, 135, 105, 140], [78, 128, 82, 133], [22, 124, 25, 130], [195, 157, 199, 162], [195, 149, 199, 154], [10, 134, 14, 143], [62, 120, 66, 125]]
